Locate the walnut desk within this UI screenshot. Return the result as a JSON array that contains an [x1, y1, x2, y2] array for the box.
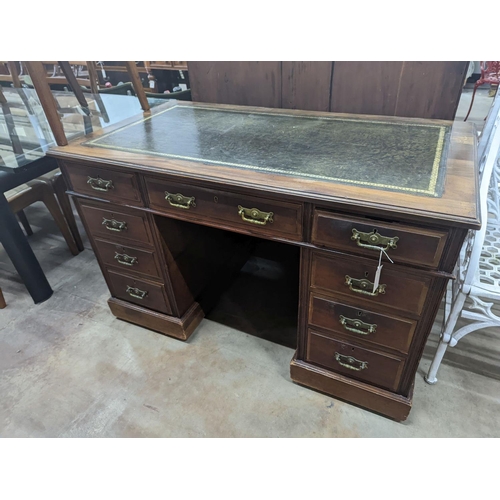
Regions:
[[49, 102, 479, 421]]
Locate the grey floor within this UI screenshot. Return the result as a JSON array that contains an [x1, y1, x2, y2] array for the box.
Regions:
[[1, 88, 499, 438]]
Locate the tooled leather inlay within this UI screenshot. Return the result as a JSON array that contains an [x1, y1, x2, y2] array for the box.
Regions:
[[84, 105, 451, 197]]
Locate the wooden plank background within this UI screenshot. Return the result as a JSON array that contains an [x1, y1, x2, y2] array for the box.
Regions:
[[188, 61, 469, 120]]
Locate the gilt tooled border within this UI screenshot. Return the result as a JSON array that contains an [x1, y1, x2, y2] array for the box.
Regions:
[[85, 105, 449, 196]]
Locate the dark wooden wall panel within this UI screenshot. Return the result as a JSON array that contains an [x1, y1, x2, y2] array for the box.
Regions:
[[188, 61, 468, 120], [331, 61, 468, 119], [188, 62, 282, 108], [281, 62, 333, 112], [330, 61, 404, 116], [393, 61, 468, 120]]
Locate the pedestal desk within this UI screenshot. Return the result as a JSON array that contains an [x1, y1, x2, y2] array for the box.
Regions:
[[49, 102, 479, 421]]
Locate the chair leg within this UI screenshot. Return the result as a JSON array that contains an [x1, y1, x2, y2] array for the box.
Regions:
[[51, 173, 84, 252], [0, 288, 6, 309], [36, 181, 80, 256], [424, 292, 468, 384], [464, 83, 480, 122], [424, 340, 449, 385], [17, 209, 33, 236]]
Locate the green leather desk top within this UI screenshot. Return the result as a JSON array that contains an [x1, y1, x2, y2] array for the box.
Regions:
[[84, 105, 452, 197]]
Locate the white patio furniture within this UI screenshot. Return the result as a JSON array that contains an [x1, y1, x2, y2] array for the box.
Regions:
[[425, 94, 500, 384]]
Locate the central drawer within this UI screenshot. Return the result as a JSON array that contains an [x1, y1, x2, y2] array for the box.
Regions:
[[145, 177, 303, 242], [311, 251, 431, 316]]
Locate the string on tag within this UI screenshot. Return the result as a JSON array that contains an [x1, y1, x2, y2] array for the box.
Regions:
[[372, 248, 394, 293], [381, 248, 394, 264]]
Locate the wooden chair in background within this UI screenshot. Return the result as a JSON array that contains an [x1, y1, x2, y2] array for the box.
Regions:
[[23, 61, 150, 148], [17, 61, 149, 252]]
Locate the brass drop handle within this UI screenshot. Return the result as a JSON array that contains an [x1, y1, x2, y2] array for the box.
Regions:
[[339, 315, 377, 335], [102, 218, 127, 232], [345, 275, 386, 297], [126, 286, 148, 300], [114, 252, 138, 266], [88, 176, 113, 192], [334, 352, 368, 371], [237, 206, 274, 226], [165, 192, 196, 209], [351, 228, 399, 252]]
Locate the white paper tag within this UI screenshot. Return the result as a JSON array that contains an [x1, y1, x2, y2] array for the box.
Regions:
[[373, 264, 383, 293], [149, 80, 155, 89], [373, 248, 384, 293]]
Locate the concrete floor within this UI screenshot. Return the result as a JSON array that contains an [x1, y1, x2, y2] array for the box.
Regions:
[[1, 88, 499, 438]]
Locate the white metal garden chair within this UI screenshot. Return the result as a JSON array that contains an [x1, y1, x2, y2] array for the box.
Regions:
[[425, 94, 500, 384]]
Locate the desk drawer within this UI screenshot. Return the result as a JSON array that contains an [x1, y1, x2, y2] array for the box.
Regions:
[[107, 269, 171, 314], [63, 162, 144, 206], [145, 177, 303, 241], [308, 293, 417, 353], [311, 210, 448, 269], [94, 239, 161, 279], [79, 201, 152, 246], [306, 330, 405, 391], [311, 251, 431, 316]]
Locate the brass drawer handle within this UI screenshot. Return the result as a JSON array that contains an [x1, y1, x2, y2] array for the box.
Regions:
[[114, 252, 138, 266], [345, 275, 386, 297], [334, 352, 368, 371], [351, 228, 399, 252], [102, 218, 127, 232], [165, 192, 196, 209], [126, 285, 148, 300], [87, 176, 114, 192], [237, 205, 274, 225], [339, 315, 377, 335]]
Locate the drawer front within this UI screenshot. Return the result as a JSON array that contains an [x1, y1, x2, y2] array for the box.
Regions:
[[64, 162, 144, 206], [107, 269, 171, 314], [79, 201, 152, 246], [94, 239, 161, 279], [306, 330, 405, 391], [311, 210, 448, 269], [311, 252, 431, 316], [145, 177, 303, 241], [309, 293, 417, 353]]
